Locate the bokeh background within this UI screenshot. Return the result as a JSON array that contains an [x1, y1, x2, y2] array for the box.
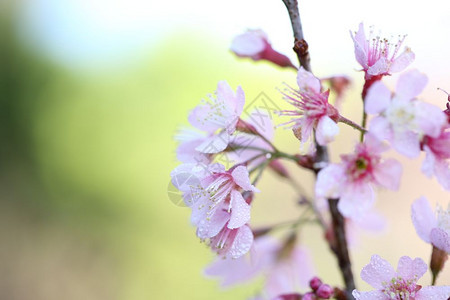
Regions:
[[1, 0, 449, 299]]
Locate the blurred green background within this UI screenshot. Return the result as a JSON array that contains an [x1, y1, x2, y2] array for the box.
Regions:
[[1, 0, 449, 299]]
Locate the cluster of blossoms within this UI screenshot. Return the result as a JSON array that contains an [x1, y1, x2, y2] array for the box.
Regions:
[[170, 6, 450, 299]]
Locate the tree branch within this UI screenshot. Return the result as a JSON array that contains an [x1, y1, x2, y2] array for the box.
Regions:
[[281, 0, 311, 71], [328, 199, 356, 297], [281, 1, 355, 297]]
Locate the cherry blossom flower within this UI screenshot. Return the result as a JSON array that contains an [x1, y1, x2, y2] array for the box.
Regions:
[[351, 23, 415, 80], [205, 237, 315, 298], [279, 67, 340, 146], [231, 30, 295, 69], [174, 127, 211, 164], [227, 109, 275, 167], [188, 81, 245, 153], [315, 134, 402, 219], [365, 69, 446, 158], [421, 125, 450, 191], [353, 255, 450, 299], [411, 197, 450, 253]]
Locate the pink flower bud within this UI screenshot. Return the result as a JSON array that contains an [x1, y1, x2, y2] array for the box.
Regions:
[[302, 292, 316, 300], [309, 276, 322, 291], [316, 284, 333, 299], [231, 30, 295, 69]]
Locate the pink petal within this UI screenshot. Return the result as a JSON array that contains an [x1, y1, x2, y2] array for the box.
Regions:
[[417, 286, 450, 299], [228, 225, 254, 259], [231, 166, 258, 192], [416, 102, 446, 138], [360, 254, 396, 290], [196, 209, 230, 239], [390, 49, 415, 73], [297, 67, 321, 93], [234, 85, 246, 117], [350, 23, 368, 69], [188, 105, 221, 133], [291, 246, 316, 288], [338, 183, 375, 219], [365, 81, 391, 114], [315, 164, 345, 199], [352, 290, 386, 300], [435, 159, 450, 191], [228, 190, 251, 229], [204, 254, 259, 287], [367, 56, 389, 76], [316, 116, 339, 145], [230, 31, 266, 57], [421, 146, 436, 178], [364, 133, 389, 154], [392, 130, 421, 158], [411, 197, 437, 243], [395, 69, 428, 100], [396, 256, 427, 282], [195, 131, 230, 153], [369, 116, 392, 141], [373, 158, 402, 190], [430, 228, 450, 253]]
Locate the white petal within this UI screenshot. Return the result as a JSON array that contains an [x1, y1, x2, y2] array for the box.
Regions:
[[316, 116, 339, 145], [390, 49, 415, 73]]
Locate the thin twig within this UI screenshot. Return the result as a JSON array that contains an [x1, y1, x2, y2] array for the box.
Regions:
[[281, 0, 311, 71]]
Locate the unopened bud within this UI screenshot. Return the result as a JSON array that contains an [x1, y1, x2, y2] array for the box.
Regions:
[[316, 284, 333, 299], [231, 30, 296, 69], [236, 119, 258, 135], [273, 293, 301, 300], [302, 292, 316, 300], [294, 154, 315, 170], [269, 159, 289, 178], [430, 245, 448, 282], [309, 276, 322, 291]]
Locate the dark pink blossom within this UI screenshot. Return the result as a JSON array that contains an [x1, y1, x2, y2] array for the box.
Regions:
[[279, 67, 340, 146]]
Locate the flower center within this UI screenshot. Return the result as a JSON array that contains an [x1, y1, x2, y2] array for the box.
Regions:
[[385, 100, 417, 132], [382, 276, 419, 300]]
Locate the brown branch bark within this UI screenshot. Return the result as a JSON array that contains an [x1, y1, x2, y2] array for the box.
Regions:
[[281, 0, 311, 71], [328, 199, 356, 297], [281, 0, 355, 297]]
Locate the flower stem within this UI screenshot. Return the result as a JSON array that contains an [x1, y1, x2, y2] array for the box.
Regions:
[[338, 115, 367, 133]]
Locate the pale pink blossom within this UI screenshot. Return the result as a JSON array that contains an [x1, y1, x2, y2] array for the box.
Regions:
[[174, 127, 211, 164], [205, 237, 315, 298], [190, 164, 258, 234], [228, 109, 275, 167], [315, 134, 402, 219], [365, 69, 447, 158], [188, 81, 245, 153], [231, 30, 295, 68], [353, 255, 450, 299], [351, 23, 414, 80], [411, 197, 450, 253], [279, 67, 340, 146], [421, 125, 450, 191]]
